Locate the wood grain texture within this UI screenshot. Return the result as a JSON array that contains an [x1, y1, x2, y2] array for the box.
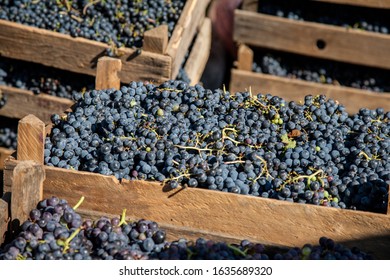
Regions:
[[184, 18, 212, 85], [237, 44, 254, 71], [166, 0, 211, 79], [229, 69, 390, 114], [17, 115, 45, 164], [0, 147, 14, 170], [10, 161, 44, 224], [95, 57, 122, 90], [0, 85, 73, 122], [143, 25, 169, 54], [313, 0, 390, 8], [0, 199, 8, 244], [233, 10, 390, 69], [0, 20, 171, 83], [14, 163, 385, 259], [242, 0, 259, 11]]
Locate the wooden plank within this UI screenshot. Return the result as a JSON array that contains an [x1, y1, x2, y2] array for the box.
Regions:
[[233, 10, 390, 69], [229, 69, 390, 114], [0, 147, 14, 170], [0, 199, 9, 244], [313, 0, 390, 8], [184, 18, 212, 85], [17, 115, 45, 164], [10, 161, 45, 226], [237, 44, 254, 71], [143, 25, 169, 54], [242, 0, 259, 11], [95, 57, 122, 90], [0, 85, 73, 123], [166, 0, 211, 79], [0, 20, 171, 83], [2, 163, 380, 258]]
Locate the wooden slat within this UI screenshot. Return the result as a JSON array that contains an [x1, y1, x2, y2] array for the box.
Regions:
[[241, 0, 259, 11], [33, 165, 389, 259], [0, 199, 8, 244], [229, 69, 390, 114], [10, 161, 45, 225], [17, 115, 45, 164], [184, 18, 212, 85], [143, 25, 169, 54], [233, 10, 390, 69], [166, 0, 211, 79], [0, 85, 73, 123], [0, 147, 14, 170], [95, 57, 122, 90], [313, 0, 390, 8], [237, 44, 254, 71], [0, 20, 171, 83]]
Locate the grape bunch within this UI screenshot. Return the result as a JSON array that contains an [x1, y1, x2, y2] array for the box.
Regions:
[[0, 116, 18, 150], [258, 0, 389, 34], [44, 80, 389, 213], [152, 237, 374, 260], [252, 50, 390, 93], [0, 57, 95, 100], [0, 196, 375, 260], [0, 196, 169, 260], [0, 0, 186, 53]]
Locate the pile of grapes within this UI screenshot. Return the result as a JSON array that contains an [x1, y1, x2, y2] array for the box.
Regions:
[[0, 116, 18, 150], [0, 0, 186, 53], [44, 80, 389, 213], [0, 196, 375, 260], [0, 57, 95, 100], [251, 50, 390, 93], [258, 0, 389, 34]]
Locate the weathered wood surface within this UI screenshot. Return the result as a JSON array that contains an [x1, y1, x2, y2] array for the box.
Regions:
[[0, 199, 8, 244], [242, 0, 259, 11], [143, 25, 169, 54], [236, 44, 254, 71], [230, 69, 390, 114], [313, 0, 390, 8], [0, 20, 171, 83], [234, 10, 390, 69], [166, 0, 211, 79], [95, 57, 122, 90], [10, 161, 44, 226], [17, 115, 45, 164], [184, 18, 212, 85], [0, 147, 14, 170], [2, 159, 387, 258], [0, 85, 73, 123]]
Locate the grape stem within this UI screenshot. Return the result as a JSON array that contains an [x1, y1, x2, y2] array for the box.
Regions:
[[73, 196, 85, 211]]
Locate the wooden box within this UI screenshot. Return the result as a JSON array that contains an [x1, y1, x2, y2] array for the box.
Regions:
[[2, 114, 390, 259], [234, 0, 390, 70], [0, 0, 211, 83], [0, 15, 211, 122], [229, 44, 390, 114]]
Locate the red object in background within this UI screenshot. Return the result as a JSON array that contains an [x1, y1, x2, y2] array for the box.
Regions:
[[201, 0, 243, 89]]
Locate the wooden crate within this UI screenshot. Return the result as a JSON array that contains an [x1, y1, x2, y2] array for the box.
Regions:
[[1, 114, 390, 259], [0, 0, 211, 83], [0, 17, 211, 122], [229, 45, 390, 114], [234, 1, 390, 70]]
